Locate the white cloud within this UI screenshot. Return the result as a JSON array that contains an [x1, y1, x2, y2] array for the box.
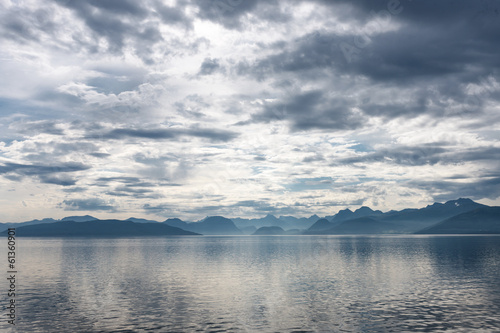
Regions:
[[1, 0, 500, 221]]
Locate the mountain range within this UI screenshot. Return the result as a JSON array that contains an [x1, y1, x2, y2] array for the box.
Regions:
[[4, 220, 198, 237], [1, 198, 499, 236]]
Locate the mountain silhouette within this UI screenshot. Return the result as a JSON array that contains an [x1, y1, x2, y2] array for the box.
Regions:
[[0, 218, 58, 232], [179, 216, 243, 235], [377, 198, 487, 231], [233, 214, 290, 230], [316, 217, 398, 235], [126, 217, 160, 223], [234, 214, 319, 230], [253, 226, 286, 235], [305, 218, 336, 233], [415, 207, 500, 234], [240, 226, 257, 235], [2, 198, 497, 236], [61, 215, 98, 222], [330, 209, 353, 223], [330, 207, 383, 223], [3, 220, 199, 237], [163, 218, 190, 229]]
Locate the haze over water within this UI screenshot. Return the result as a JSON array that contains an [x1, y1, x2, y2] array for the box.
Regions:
[[3, 235, 500, 332]]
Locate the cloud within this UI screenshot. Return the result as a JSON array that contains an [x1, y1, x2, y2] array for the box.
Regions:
[[155, 2, 192, 29], [192, 0, 261, 29], [61, 198, 115, 211], [410, 176, 500, 202], [338, 145, 500, 166], [1, 0, 500, 221], [90, 127, 239, 142], [198, 58, 222, 76], [0, 162, 90, 186], [10, 120, 65, 136], [55, 0, 155, 54], [240, 90, 364, 131]]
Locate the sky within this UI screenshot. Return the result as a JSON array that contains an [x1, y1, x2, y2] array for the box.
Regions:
[[1, 0, 499, 222]]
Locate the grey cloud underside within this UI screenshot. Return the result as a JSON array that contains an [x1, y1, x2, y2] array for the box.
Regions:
[[411, 177, 500, 202], [240, 90, 364, 131], [1, 0, 500, 218], [93, 176, 176, 199], [11, 120, 65, 136], [61, 198, 115, 211], [337, 146, 500, 166], [88, 127, 239, 142], [0, 162, 89, 186], [55, 0, 158, 54], [198, 58, 222, 76], [230, 1, 500, 124]]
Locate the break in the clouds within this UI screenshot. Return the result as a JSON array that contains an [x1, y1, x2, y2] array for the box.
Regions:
[[0, 0, 499, 221]]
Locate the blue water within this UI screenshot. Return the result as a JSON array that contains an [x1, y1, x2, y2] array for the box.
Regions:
[[2, 235, 500, 332]]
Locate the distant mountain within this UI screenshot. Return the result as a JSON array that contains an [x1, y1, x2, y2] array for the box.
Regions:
[[233, 214, 289, 230], [318, 217, 398, 235], [1, 198, 492, 236], [1, 215, 96, 232], [163, 218, 190, 229], [61, 215, 98, 222], [184, 216, 242, 235], [330, 209, 353, 223], [2, 220, 199, 237], [253, 226, 286, 235], [330, 207, 383, 223], [378, 198, 487, 231], [240, 226, 257, 235], [234, 214, 320, 230], [0, 218, 58, 232], [415, 207, 500, 234], [305, 218, 336, 233], [284, 229, 303, 235], [126, 217, 160, 223]]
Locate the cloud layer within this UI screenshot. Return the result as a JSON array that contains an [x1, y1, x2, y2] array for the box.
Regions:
[[1, 0, 499, 221]]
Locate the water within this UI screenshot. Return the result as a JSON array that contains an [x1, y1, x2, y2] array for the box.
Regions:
[[2, 235, 500, 332]]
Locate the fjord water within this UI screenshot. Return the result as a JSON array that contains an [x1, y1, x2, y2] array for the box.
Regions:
[[4, 236, 500, 332]]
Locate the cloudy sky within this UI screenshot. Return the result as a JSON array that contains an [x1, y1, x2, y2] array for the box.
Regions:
[[1, 0, 500, 222]]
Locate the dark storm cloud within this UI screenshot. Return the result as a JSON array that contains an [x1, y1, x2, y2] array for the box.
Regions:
[[231, 0, 500, 124], [61, 198, 115, 211], [239, 90, 364, 131], [245, 25, 499, 83], [90, 127, 239, 142], [0, 162, 89, 186]]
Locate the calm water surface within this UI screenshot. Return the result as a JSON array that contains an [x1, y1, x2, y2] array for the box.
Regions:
[[2, 235, 500, 332]]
